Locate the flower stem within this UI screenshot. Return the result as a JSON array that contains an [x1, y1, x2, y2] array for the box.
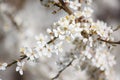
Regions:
[[98, 38, 120, 44]]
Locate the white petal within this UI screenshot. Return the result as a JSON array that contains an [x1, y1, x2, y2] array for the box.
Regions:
[[30, 56, 34, 60], [2, 63, 7, 67], [21, 62, 25, 66], [16, 67, 20, 71], [19, 69, 23, 75], [17, 62, 21, 66]]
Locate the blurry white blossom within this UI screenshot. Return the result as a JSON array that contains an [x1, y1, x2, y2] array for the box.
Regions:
[[69, 0, 81, 10], [16, 61, 25, 75], [82, 7, 93, 18], [0, 63, 7, 71]]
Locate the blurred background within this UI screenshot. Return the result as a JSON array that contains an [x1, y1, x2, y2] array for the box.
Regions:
[[0, 0, 120, 80]]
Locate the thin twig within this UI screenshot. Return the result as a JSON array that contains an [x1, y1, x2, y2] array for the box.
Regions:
[[98, 38, 120, 44], [7, 37, 58, 68], [7, 55, 27, 67], [58, 0, 73, 15], [51, 58, 75, 80], [47, 37, 57, 44], [113, 25, 120, 31], [79, 0, 83, 3], [5, 12, 21, 31], [40, 0, 72, 15]]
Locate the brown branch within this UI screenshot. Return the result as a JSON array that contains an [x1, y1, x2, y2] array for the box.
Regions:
[[51, 58, 74, 80], [47, 37, 57, 44], [58, 0, 73, 15], [79, 0, 83, 3], [113, 25, 120, 31], [98, 38, 120, 44], [7, 37, 58, 68], [5, 12, 21, 31], [40, 0, 72, 15], [53, 2, 63, 8], [49, 0, 73, 15], [7, 55, 27, 67]]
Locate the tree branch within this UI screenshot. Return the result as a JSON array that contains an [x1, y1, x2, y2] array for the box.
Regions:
[[7, 55, 27, 67], [6, 37, 58, 68], [58, 0, 73, 15], [98, 38, 120, 44], [113, 25, 120, 31], [5, 12, 21, 31], [51, 58, 74, 80]]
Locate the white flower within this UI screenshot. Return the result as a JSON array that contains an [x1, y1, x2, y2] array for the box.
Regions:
[[43, 44, 54, 57], [82, 46, 92, 59], [33, 47, 43, 57], [92, 46, 116, 72], [16, 61, 25, 75], [85, 0, 92, 5], [35, 34, 48, 47], [0, 63, 7, 71], [69, 1, 81, 10], [18, 0, 116, 79], [82, 7, 93, 18], [53, 28, 64, 39], [74, 11, 82, 18], [94, 20, 113, 39], [23, 47, 39, 61], [54, 42, 63, 55], [64, 0, 70, 3], [24, 47, 33, 60], [88, 37, 93, 47], [83, 38, 88, 43], [47, 28, 54, 39]]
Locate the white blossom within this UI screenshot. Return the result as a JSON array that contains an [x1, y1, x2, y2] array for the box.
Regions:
[[18, 0, 116, 79], [69, 0, 81, 10], [54, 42, 63, 55], [16, 61, 25, 75], [0, 63, 7, 71], [85, 0, 93, 5], [82, 7, 93, 18], [35, 33, 48, 47], [43, 44, 54, 57], [82, 46, 92, 59]]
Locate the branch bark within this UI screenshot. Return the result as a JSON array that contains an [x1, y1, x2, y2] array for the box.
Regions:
[[113, 25, 120, 31], [7, 55, 27, 67], [58, 0, 73, 15], [5, 12, 21, 31], [51, 58, 74, 80], [98, 38, 120, 44]]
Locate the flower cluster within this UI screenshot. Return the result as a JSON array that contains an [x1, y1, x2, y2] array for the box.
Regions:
[[46, 0, 115, 79], [19, 0, 115, 79], [20, 35, 63, 59], [16, 61, 25, 75], [18, 31, 63, 75], [0, 63, 7, 80], [0, 0, 117, 80]]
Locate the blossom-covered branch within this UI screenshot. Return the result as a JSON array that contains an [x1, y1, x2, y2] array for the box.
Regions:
[[7, 55, 27, 67], [6, 36, 58, 68], [0, 0, 120, 80]]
